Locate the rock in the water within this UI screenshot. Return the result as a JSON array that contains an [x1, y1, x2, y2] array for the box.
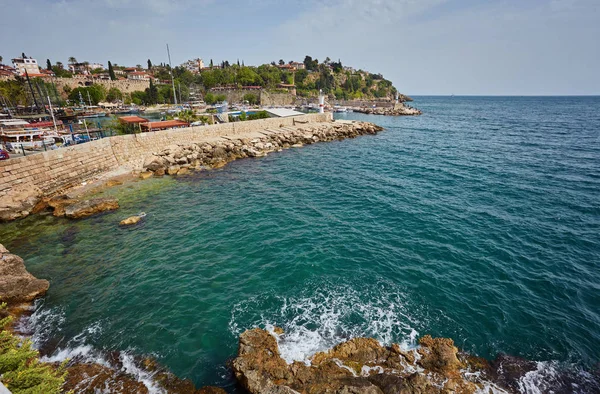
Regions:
[[139, 171, 153, 180], [167, 165, 181, 175], [64, 198, 119, 219], [233, 328, 489, 394], [0, 244, 49, 304], [105, 179, 124, 187], [120, 216, 142, 226], [0, 185, 42, 222], [48, 195, 79, 217]]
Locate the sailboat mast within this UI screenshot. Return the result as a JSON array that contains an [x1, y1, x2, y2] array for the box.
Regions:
[[167, 44, 178, 105]]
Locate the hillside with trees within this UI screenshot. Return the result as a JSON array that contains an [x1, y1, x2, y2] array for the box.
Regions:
[[143, 55, 402, 104]]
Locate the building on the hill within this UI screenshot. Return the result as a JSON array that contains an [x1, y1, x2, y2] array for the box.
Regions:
[[127, 71, 150, 81], [181, 58, 205, 73], [12, 57, 40, 75]]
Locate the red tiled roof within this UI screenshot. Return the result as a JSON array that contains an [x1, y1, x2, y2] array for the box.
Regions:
[[119, 116, 148, 124], [143, 120, 189, 129]]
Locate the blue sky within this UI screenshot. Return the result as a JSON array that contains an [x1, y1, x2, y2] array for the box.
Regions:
[[1, 0, 598, 95]]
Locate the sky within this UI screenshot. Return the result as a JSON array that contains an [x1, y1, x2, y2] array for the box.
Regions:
[[1, 0, 599, 95]]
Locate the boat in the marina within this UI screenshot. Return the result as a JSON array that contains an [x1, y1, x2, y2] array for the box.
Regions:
[[1, 120, 57, 150]]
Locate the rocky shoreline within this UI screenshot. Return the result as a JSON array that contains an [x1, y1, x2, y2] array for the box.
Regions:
[[140, 120, 384, 177], [352, 103, 422, 116], [233, 328, 600, 394]]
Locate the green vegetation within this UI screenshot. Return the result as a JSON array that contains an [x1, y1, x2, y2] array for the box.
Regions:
[[68, 84, 106, 105], [0, 303, 67, 393], [0, 77, 64, 107], [146, 55, 397, 102], [107, 61, 116, 81], [242, 93, 259, 105], [106, 87, 123, 102]]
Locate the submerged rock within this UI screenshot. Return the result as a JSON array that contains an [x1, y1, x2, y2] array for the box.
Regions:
[[120, 215, 142, 226], [64, 198, 119, 219], [0, 244, 49, 304]]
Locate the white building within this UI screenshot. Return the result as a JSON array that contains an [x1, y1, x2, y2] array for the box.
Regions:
[[12, 57, 40, 76], [89, 63, 104, 70], [127, 71, 150, 81], [181, 58, 204, 73]]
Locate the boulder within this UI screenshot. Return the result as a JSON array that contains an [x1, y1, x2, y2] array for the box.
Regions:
[[120, 216, 142, 226], [143, 155, 165, 171], [139, 171, 153, 180], [417, 335, 463, 376], [64, 198, 119, 219], [154, 167, 166, 176], [48, 195, 79, 217], [105, 179, 124, 187], [0, 185, 42, 222], [177, 167, 189, 175], [167, 165, 181, 175], [0, 244, 49, 304]]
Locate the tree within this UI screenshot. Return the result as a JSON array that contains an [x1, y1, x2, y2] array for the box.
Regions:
[[242, 93, 259, 105], [0, 55, 3, 63], [178, 109, 197, 123], [46, 59, 52, 70], [0, 303, 67, 393], [22, 52, 26, 59], [145, 78, 158, 104], [68, 84, 106, 105], [204, 92, 216, 105], [56, 61, 63, 69], [68, 56, 77, 64], [106, 87, 123, 102], [147, 59, 152, 70], [278, 59, 285, 65], [108, 61, 116, 80], [210, 59, 213, 68]]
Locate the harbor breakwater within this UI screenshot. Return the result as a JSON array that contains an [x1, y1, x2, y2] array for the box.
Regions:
[[0, 113, 331, 222]]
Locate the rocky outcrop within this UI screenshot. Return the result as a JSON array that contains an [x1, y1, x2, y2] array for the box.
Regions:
[[42, 196, 120, 219], [0, 185, 42, 222], [353, 104, 422, 116], [62, 355, 227, 394], [233, 328, 487, 394], [0, 244, 49, 304], [141, 121, 384, 176]]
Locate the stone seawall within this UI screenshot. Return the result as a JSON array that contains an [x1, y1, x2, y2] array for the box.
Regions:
[[0, 114, 331, 221]]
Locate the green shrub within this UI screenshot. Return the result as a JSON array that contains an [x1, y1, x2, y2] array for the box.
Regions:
[[0, 303, 67, 393]]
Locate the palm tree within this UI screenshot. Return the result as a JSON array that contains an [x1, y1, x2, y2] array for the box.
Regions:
[[68, 57, 77, 64], [178, 109, 197, 123]]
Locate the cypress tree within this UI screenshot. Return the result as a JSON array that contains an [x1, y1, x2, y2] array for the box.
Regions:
[[147, 59, 152, 70], [108, 61, 116, 80], [46, 59, 52, 70]]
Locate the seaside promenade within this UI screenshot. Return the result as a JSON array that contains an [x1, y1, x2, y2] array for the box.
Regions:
[[0, 113, 332, 221]]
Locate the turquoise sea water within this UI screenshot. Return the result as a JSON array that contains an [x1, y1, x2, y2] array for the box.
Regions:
[[1, 96, 599, 391]]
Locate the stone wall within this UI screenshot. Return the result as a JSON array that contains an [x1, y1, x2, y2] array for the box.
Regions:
[[259, 91, 296, 106], [208, 89, 296, 106], [48, 77, 150, 96], [0, 113, 331, 217]]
